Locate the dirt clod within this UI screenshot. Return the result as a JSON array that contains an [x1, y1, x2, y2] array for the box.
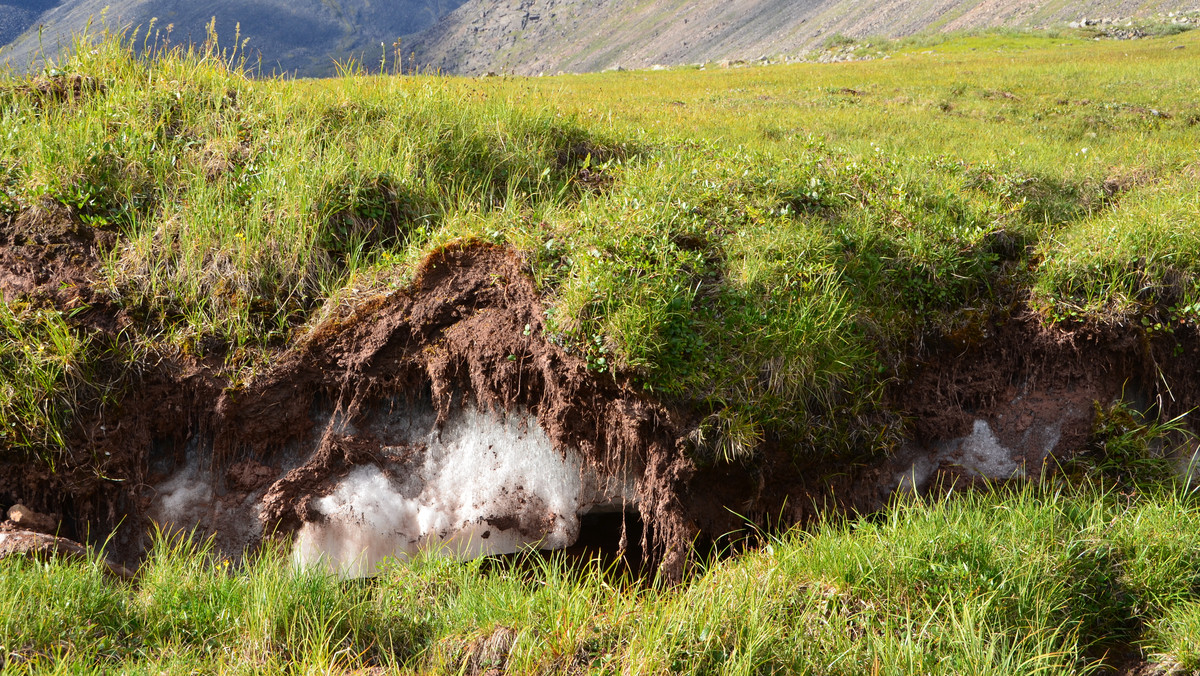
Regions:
[[0, 206, 110, 302], [226, 459, 278, 493], [6, 504, 57, 534], [0, 525, 134, 580]]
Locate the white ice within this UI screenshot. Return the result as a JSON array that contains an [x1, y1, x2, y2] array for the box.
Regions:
[[294, 406, 636, 577], [894, 418, 1035, 492], [953, 419, 1026, 479], [150, 456, 214, 528]]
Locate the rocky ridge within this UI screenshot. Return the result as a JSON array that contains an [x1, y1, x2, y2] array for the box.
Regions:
[[3, 0, 1198, 77], [404, 0, 1200, 75]]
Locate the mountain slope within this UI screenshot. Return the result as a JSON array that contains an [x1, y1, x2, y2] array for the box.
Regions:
[[1, 1, 61, 47], [3, 0, 1198, 76], [405, 0, 1200, 75], [1, 0, 464, 76]]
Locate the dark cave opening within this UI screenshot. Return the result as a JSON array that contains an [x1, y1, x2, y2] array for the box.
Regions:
[[559, 509, 647, 574]]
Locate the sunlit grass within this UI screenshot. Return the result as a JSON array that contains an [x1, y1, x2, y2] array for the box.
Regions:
[[0, 304, 88, 461], [3, 482, 1199, 673]]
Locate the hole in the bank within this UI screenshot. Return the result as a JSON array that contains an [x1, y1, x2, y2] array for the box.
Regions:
[[480, 509, 648, 578], [566, 509, 646, 570]]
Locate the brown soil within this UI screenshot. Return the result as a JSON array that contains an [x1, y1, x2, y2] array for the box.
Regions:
[[897, 311, 1141, 466], [0, 204, 113, 305], [887, 306, 1200, 494], [0, 208, 124, 553], [1, 74, 105, 109]]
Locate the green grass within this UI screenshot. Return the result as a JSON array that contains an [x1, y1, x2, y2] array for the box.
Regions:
[[4, 483, 1200, 673], [2, 28, 1199, 460], [1153, 601, 1200, 673], [0, 533, 412, 673], [0, 304, 88, 461], [1034, 174, 1200, 323]]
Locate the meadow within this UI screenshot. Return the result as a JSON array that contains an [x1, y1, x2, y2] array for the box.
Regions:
[[0, 24, 1199, 674]]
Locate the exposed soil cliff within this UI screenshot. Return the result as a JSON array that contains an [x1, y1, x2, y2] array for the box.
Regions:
[[2, 224, 1198, 579]]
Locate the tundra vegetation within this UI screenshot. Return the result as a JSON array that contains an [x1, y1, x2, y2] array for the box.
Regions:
[[0, 24, 1198, 673]]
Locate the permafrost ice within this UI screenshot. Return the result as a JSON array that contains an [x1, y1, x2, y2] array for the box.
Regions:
[[294, 406, 637, 577]]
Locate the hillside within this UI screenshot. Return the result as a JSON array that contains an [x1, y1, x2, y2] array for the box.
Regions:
[[0, 1, 60, 46], [3, 0, 1199, 76], [406, 0, 1200, 74], [0, 0, 465, 76]]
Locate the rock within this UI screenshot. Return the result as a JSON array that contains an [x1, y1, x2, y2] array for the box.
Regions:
[[0, 528, 135, 580], [7, 504, 57, 534]]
